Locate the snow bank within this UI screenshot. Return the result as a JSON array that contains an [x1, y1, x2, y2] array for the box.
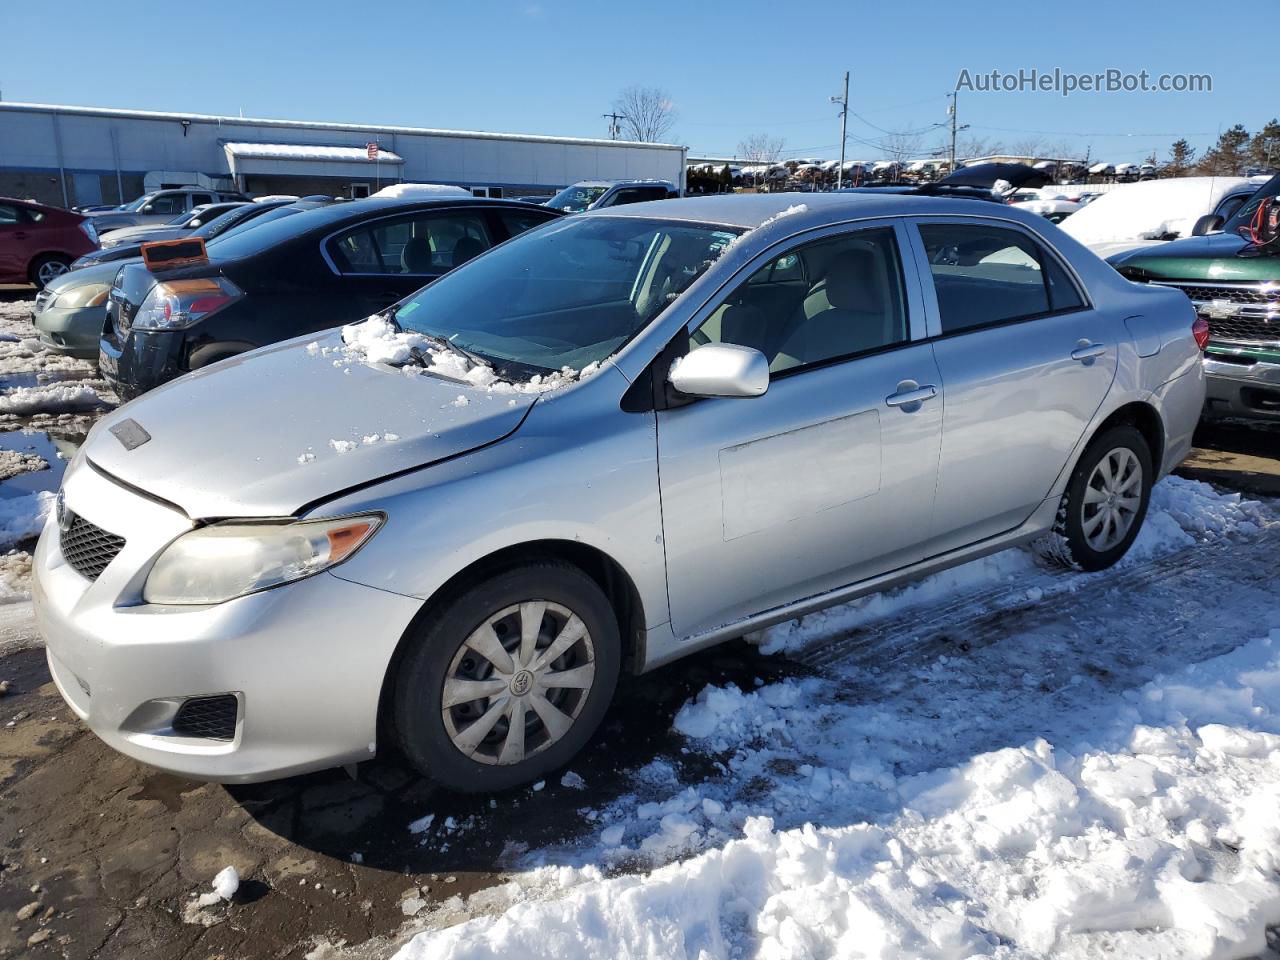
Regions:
[[755, 475, 1266, 655], [0, 384, 103, 416], [1060, 177, 1250, 245], [396, 629, 1280, 960], [0, 492, 52, 551]]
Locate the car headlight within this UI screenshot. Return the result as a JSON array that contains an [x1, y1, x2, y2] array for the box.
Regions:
[[50, 282, 112, 310], [143, 515, 382, 605]]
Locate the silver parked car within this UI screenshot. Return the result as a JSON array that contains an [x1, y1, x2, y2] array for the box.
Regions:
[[33, 194, 1205, 791]]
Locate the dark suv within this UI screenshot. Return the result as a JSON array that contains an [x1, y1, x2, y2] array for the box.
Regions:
[[1109, 173, 1280, 422], [100, 198, 561, 399]]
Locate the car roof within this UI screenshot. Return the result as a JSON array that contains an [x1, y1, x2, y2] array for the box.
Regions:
[[580, 191, 1024, 230], [572, 179, 673, 188], [257, 195, 551, 232]]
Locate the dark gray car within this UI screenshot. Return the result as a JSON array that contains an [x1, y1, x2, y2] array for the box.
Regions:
[[35, 200, 330, 357]]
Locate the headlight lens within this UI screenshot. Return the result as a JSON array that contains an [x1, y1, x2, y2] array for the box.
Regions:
[[50, 282, 111, 310], [143, 515, 382, 605]]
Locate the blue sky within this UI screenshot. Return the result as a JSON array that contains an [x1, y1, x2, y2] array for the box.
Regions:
[[2, 0, 1268, 166]]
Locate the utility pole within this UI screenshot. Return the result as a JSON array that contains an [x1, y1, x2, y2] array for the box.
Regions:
[[602, 112, 624, 140], [830, 72, 849, 190], [947, 90, 970, 172]]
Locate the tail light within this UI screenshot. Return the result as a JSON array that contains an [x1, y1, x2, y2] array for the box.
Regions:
[[132, 277, 242, 331], [1192, 316, 1211, 350], [78, 220, 98, 245]]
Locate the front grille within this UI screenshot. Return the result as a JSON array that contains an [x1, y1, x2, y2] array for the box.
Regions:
[[59, 513, 126, 581], [1161, 283, 1276, 305], [172, 695, 238, 740], [1203, 314, 1280, 345], [1151, 281, 1280, 346]]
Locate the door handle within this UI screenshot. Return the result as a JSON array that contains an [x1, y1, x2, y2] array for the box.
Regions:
[[885, 382, 938, 408], [12, 232, 27, 240], [1071, 341, 1106, 362]]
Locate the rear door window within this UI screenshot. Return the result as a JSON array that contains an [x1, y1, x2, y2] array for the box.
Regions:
[[917, 222, 1083, 334], [0, 205, 21, 226], [328, 211, 493, 276]]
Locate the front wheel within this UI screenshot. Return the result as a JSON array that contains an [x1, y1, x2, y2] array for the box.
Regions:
[[1049, 424, 1153, 572], [392, 562, 620, 792]]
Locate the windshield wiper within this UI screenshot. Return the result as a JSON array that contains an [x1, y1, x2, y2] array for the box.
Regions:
[[382, 305, 493, 372]]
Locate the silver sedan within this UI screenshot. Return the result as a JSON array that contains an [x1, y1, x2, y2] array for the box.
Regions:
[[32, 193, 1205, 791]]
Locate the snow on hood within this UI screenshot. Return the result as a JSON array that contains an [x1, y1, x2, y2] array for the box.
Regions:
[[82, 324, 559, 520], [1061, 177, 1251, 245]]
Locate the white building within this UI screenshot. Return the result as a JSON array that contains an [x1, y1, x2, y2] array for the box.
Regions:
[[0, 101, 687, 208]]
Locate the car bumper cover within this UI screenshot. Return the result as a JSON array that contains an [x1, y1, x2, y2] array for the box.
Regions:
[[32, 459, 423, 783]]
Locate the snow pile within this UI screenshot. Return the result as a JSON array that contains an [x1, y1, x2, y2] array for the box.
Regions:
[[755, 475, 1267, 655], [0, 491, 53, 551], [336, 316, 600, 394], [0, 384, 103, 417], [1060, 177, 1250, 244], [396, 630, 1280, 960], [196, 865, 240, 907], [372, 183, 472, 199]]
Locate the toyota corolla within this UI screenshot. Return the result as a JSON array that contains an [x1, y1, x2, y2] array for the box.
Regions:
[[32, 194, 1205, 792]]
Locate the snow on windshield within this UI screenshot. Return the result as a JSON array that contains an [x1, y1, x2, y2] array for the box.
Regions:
[[332, 315, 599, 394]]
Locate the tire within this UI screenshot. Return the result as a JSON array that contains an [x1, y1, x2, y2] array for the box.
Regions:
[[1048, 424, 1153, 572], [29, 254, 72, 291], [392, 562, 621, 793]]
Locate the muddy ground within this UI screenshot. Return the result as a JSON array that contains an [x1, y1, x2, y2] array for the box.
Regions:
[[0, 285, 1277, 959]]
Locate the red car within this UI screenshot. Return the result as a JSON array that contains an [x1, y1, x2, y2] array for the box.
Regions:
[[0, 198, 99, 290]]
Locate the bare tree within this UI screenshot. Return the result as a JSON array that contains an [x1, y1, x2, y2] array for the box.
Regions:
[[882, 132, 923, 168], [1007, 137, 1047, 160], [737, 133, 786, 163], [930, 134, 1003, 165], [613, 86, 678, 143]]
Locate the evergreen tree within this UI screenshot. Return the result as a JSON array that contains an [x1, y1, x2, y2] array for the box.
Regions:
[[1197, 125, 1250, 176], [1165, 139, 1196, 178], [1247, 119, 1280, 173]]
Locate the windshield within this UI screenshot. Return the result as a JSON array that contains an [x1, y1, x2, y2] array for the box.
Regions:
[[166, 211, 193, 225], [547, 184, 609, 213], [205, 205, 306, 244], [121, 193, 156, 212], [390, 216, 741, 376], [1224, 175, 1279, 236]]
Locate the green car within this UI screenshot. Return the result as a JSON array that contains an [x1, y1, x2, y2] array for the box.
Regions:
[[1108, 174, 1280, 423]]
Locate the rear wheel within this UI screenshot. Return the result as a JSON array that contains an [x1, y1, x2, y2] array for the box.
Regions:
[[30, 254, 71, 290], [392, 562, 620, 792], [1046, 424, 1153, 572]]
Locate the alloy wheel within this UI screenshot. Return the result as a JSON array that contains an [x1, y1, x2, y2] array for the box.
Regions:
[[36, 259, 69, 287], [1081, 447, 1143, 552], [441, 600, 596, 766]]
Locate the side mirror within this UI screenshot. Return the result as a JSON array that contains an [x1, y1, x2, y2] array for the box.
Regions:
[[668, 343, 769, 398], [189, 219, 202, 227], [1192, 214, 1224, 237], [142, 204, 155, 213]]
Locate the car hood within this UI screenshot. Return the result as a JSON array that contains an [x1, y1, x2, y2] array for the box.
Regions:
[[83, 330, 539, 519], [1106, 232, 1270, 282], [88, 212, 140, 229], [47, 259, 125, 291]]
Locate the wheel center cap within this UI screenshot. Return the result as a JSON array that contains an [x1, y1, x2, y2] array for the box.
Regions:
[[509, 670, 535, 697]]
